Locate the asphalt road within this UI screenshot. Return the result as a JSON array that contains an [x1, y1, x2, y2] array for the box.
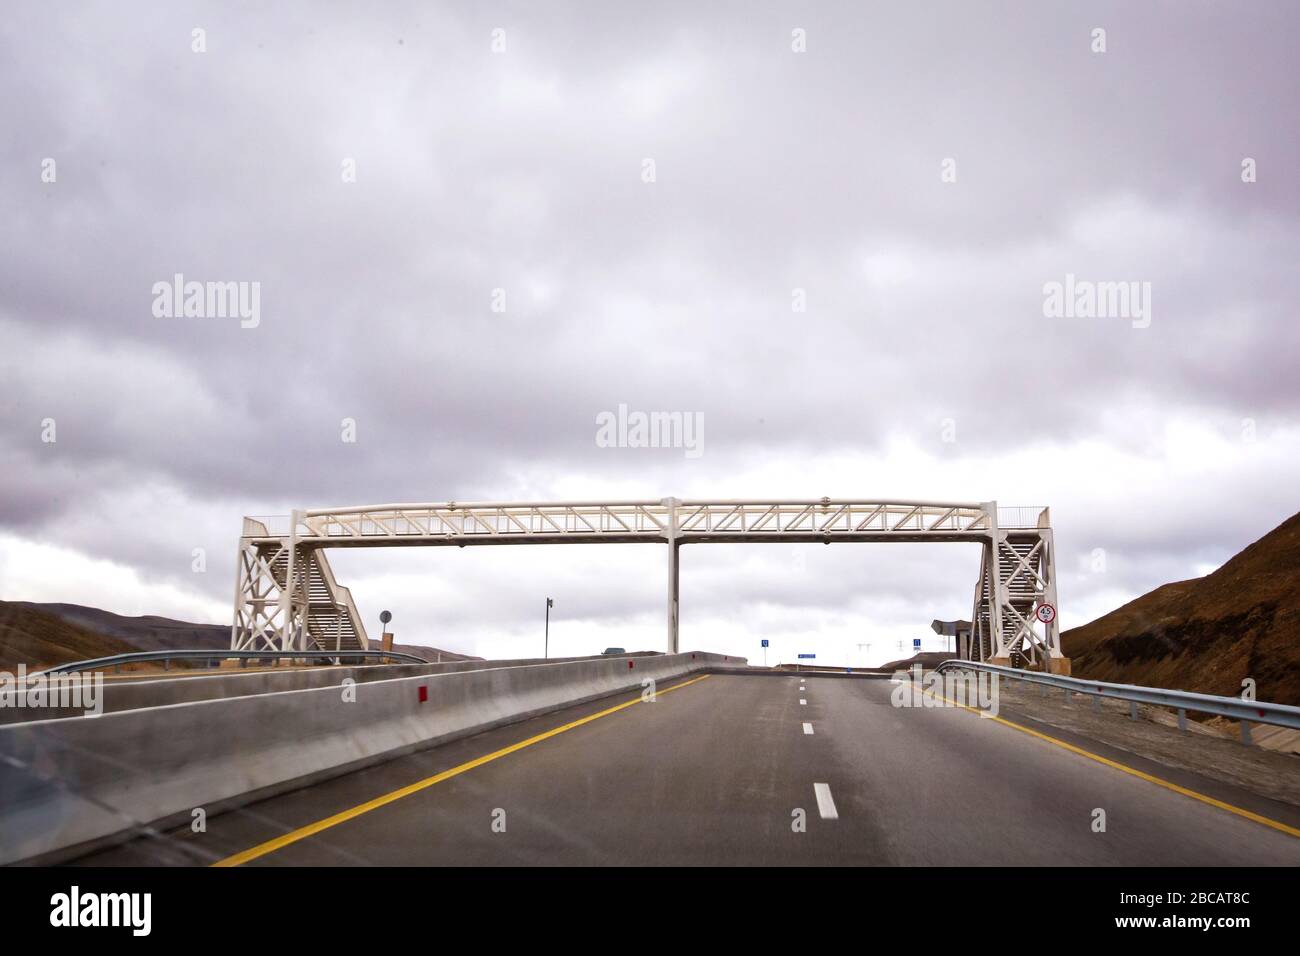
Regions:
[[73, 674, 1300, 866]]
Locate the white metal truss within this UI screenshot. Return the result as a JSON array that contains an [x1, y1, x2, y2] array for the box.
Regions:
[[231, 536, 289, 651], [240, 499, 995, 545], [968, 507, 1064, 671], [232, 498, 1066, 670], [231, 515, 368, 654]]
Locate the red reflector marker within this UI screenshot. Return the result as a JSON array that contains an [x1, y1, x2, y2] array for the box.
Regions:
[[418, 686, 428, 703], [628, 660, 634, 669]]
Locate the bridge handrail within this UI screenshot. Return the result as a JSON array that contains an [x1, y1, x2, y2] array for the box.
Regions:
[[241, 499, 1014, 544], [298, 497, 995, 516], [931, 659, 1300, 730], [30, 648, 430, 678]]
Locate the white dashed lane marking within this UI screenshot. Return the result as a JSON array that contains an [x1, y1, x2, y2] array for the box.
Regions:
[[813, 783, 839, 820], [802, 722, 814, 735], [799, 699, 807, 705]]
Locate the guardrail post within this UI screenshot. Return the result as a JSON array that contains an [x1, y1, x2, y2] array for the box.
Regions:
[[1177, 708, 1187, 733], [1129, 701, 1138, 721], [1240, 721, 1252, 746]]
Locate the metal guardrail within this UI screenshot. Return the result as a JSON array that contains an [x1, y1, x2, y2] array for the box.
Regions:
[[32, 648, 431, 678], [931, 660, 1300, 739]]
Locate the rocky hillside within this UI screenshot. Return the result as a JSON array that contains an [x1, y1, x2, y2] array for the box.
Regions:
[[1064, 511, 1300, 706]]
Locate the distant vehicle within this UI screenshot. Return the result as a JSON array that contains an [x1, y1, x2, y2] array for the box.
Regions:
[[601, 647, 627, 656]]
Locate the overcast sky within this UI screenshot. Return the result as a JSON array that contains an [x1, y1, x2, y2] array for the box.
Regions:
[[1, 2, 1297, 666]]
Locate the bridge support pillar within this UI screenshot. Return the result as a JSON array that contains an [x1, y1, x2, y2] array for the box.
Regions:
[[970, 503, 1071, 673], [668, 542, 680, 654], [664, 497, 680, 654]]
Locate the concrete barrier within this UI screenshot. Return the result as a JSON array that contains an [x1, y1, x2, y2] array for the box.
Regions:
[[707, 666, 894, 679], [0, 651, 739, 864], [0, 652, 667, 724]]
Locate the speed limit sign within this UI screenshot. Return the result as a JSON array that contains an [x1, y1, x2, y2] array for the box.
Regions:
[[1035, 603, 1056, 624]]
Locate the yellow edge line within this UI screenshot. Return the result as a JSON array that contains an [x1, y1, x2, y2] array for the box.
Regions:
[[212, 673, 713, 866], [917, 683, 1300, 840]]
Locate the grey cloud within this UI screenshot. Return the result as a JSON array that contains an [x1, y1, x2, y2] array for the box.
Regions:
[[1, 2, 1297, 650]]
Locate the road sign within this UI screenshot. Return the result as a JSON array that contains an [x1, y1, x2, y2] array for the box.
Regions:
[[797, 653, 816, 659], [912, 638, 922, 650], [1035, 603, 1057, 624], [761, 639, 769, 648]]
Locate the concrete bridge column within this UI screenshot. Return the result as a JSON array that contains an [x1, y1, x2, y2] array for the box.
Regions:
[[665, 497, 680, 654]]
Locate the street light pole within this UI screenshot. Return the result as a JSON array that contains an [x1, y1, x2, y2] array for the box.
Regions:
[[545, 597, 553, 659]]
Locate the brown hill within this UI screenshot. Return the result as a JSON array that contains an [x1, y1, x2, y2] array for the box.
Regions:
[[0, 600, 479, 669], [9, 601, 228, 653], [0, 602, 139, 671], [385, 641, 479, 663], [1064, 511, 1300, 705]]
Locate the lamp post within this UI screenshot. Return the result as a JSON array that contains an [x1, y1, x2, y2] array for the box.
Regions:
[[545, 598, 553, 659]]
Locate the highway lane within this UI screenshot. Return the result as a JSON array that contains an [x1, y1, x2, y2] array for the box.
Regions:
[[72, 674, 1300, 866]]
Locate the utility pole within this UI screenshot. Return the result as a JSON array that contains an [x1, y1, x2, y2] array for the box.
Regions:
[[545, 597, 553, 659]]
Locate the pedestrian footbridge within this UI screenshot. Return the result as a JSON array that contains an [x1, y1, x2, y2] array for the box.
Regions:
[[232, 498, 1068, 673]]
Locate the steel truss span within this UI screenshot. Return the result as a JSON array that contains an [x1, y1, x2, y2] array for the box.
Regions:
[[231, 498, 1066, 672]]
